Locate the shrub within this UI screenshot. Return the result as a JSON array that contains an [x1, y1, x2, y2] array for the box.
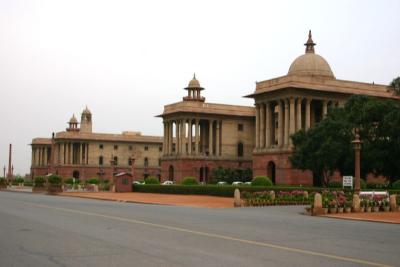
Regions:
[[144, 176, 160, 185], [86, 178, 99, 185], [47, 175, 62, 185], [15, 177, 25, 183], [366, 182, 388, 189], [251, 176, 273, 187], [181, 177, 199, 186], [328, 181, 342, 188], [34, 176, 46, 187], [360, 179, 367, 189], [0, 178, 6, 185], [64, 178, 74, 185], [24, 181, 33, 186], [392, 180, 400, 189]]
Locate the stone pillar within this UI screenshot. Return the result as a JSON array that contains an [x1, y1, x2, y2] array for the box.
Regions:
[[265, 102, 271, 148], [284, 99, 289, 147], [208, 120, 213, 156], [323, 100, 328, 117], [163, 122, 167, 155], [289, 97, 295, 146], [175, 121, 179, 154], [181, 119, 186, 154], [188, 119, 192, 155], [296, 97, 302, 131], [277, 101, 283, 147], [255, 104, 260, 150], [195, 119, 199, 155], [305, 98, 311, 130], [260, 103, 265, 149], [86, 143, 89, 165], [216, 120, 220, 156], [44, 147, 48, 166]]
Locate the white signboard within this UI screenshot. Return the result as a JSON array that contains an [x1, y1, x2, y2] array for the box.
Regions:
[[343, 176, 353, 188]]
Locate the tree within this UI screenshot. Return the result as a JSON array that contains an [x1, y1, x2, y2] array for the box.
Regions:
[[390, 76, 400, 95], [290, 95, 400, 185]]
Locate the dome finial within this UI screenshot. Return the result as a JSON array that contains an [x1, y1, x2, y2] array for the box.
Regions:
[[193, 73, 196, 79], [304, 30, 316, 54]]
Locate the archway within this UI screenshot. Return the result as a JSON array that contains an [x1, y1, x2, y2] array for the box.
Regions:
[[168, 165, 174, 181], [199, 167, 209, 183], [267, 161, 276, 184]]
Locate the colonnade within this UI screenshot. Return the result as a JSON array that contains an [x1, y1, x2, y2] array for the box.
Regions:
[[255, 97, 341, 150], [58, 142, 89, 165], [163, 119, 221, 157], [32, 146, 50, 166]]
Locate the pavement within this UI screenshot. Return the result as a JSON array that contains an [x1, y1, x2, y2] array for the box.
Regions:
[[1, 191, 399, 267], [324, 211, 400, 224], [59, 192, 234, 208]]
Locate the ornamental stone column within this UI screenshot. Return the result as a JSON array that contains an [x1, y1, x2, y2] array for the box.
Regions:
[[208, 120, 213, 156], [216, 120, 220, 156], [260, 103, 265, 149], [163, 122, 167, 155], [265, 102, 271, 148], [284, 99, 290, 147], [188, 119, 192, 155], [181, 119, 186, 154], [296, 97, 302, 131], [278, 101, 284, 147], [195, 119, 199, 155], [255, 104, 260, 150], [169, 122, 173, 155], [289, 97, 295, 147], [305, 98, 311, 130], [175, 121, 179, 154], [323, 100, 328, 117]]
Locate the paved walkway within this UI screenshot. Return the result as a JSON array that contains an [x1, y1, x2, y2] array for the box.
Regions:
[[324, 211, 400, 224], [59, 192, 234, 208]]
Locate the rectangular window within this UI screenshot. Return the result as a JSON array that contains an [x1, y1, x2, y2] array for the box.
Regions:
[[99, 144, 103, 149], [99, 156, 103, 165], [144, 146, 149, 151], [159, 146, 162, 152], [129, 145, 133, 150], [114, 145, 118, 150], [238, 124, 244, 131]]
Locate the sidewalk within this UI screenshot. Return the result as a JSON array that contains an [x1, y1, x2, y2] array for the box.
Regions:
[[324, 211, 400, 224], [59, 192, 234, 208]]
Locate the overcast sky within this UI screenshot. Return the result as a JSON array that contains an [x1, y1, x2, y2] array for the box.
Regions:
[[1, 0, 399, 175]]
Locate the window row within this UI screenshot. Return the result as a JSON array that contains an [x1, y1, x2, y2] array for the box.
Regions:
[[98, 144, 162, 151]]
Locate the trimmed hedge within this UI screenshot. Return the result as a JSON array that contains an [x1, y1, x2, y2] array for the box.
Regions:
[[251, 176, 273, 187], [144, 176, 160, 185], [392, 180, 400, 189], [133, 184, 400, 197], [181, 177, 199, 185], [34, 176, 46, 187], [86, 178, 100, 185]]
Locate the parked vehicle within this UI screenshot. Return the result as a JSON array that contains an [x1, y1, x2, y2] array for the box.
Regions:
[[217, 181, 227, 186], [162, 181, 174, 185], [232, 181, 243, 186], [132, 181, 143, 185]]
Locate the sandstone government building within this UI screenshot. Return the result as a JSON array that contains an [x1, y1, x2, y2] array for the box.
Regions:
[[30, 32, 399, 185]]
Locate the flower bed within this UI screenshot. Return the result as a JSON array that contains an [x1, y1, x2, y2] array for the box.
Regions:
[[242, 190, 311, 206]]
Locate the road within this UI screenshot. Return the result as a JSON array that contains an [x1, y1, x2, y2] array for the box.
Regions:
[[0, 191, 398, 267]]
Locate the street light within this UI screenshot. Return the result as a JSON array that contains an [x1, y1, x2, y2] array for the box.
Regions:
[[352, 128, 362, 194]]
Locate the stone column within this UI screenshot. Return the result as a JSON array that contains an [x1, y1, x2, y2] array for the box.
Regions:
[[265, 102, 271, 148], [195, 119, 199, 155], [208, 120, 213, 156], [168, 122, 173, 155], [175, 121, 179, 154], [181, 119, 186, 154], [296, 97, 302, 131], [305, 98, 311, 130], [289, 97, 295, 146], [44, 147, 48, 166], [255, 104, 260, 150], [323, 100, 328, 117], [163, 122, 167, 155], [216, 120, 220, 156], [188, 119, 192, 155], [86, 143, 89, 165], [278, 100, 284, 147], [260, 103, 265, 149], [284, 99, 290, 147]]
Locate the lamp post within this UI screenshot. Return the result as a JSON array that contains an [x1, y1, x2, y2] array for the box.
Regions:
[[3, 166, 5, 179], [352, 129, 362, 194]]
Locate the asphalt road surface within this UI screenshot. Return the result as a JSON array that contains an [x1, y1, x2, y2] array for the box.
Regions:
[[0, 191, 399, 267]]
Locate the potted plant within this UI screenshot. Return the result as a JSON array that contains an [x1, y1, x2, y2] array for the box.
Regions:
[[329, 200, 337, 214], [322, 198, 329, 214], [47, 175, 63, 194], [359, 199, 365, 213], [372, 200, 380, 212], [33, 176, 47, 193], [344, 201, 352, 213], [383, 199, 390, 212], [365, 200, 372, 212]]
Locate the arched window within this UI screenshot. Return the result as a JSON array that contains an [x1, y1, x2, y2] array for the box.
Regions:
[[128, 157, 132, 166], [237, 142, 244, 157], [113, 156, 118, 166], [144, 157, 149, 168], [99, 156, 103, 165]]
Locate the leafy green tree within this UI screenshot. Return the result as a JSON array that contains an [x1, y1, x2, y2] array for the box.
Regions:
[[290, 95, 400, 185], [390, 76, 400, 95]]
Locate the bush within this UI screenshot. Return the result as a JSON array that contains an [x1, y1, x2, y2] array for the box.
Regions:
[[181, 177, 199, 185], [64, 178, 74, 185], [47, 175, 62, 185], [144, 176, 160, 185], [366, 182, 388, 189], [86, 178, 99, 185], [328, 181, 342, 188], [251, 176, 273, 187], [0, 178, 6, 186], [15, 177, 25, 183], [392, 180, 400, 189], [34, 176, 46, 187], [24, 181, 33, 186]]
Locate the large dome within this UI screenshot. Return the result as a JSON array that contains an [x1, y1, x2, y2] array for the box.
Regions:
[[287, 30, 335, 79], [288, 53, 335, 78]]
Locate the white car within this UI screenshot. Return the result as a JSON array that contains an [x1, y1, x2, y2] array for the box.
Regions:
[[232, 181, 243, 186], [162, 181, 174, 185], [244, 182, 252, 185], [217, 181, 227, 186], [132, 181, 143, 185]]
